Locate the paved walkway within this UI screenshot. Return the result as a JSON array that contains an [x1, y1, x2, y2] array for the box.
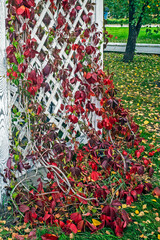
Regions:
[[105, 24, 160, 27], [104, 43, 160, 54]]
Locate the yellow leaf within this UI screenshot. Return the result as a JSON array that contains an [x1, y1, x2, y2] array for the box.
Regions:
[[144, 120, 149, 125], [135, 210, 140, 215], [7, 206, 11, 211], [158, 234, 160, 240], [48, 196, 52, 201], [152, 199, 157, 202], [106, 230, 111, 235], [134, 222, 138, 224], [92, 219, 101, 226], [122, 204, 127, 208]]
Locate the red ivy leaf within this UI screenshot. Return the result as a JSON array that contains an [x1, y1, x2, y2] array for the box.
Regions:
[[7, 157, 12, 169], [19, 204, 29, 213], [70, 212, 82, 224], [15, 0, 23, 4], [76, 6, 81, 10], [36, 105, 42, 115], [41, 233, 58, 240], [153, 187, 160, 197], [85, 221, 97, 232], [16, 5, 26, 15], [126, 195, 134, 205], [91, 171, 99, 181]]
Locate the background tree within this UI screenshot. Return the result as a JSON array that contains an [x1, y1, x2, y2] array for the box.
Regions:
[[104, 0, 160, 62], [104, 0, 128, 19]]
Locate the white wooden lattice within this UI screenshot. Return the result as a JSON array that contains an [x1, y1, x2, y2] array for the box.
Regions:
[[8, 0, 103, 156]]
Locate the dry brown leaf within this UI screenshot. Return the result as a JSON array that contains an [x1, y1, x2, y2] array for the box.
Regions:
[[24, 228, 31, 233], [155, 217, 160, 222], [143, 204, 147, 209], [69, 233, 74, 239], [138, 211, 145, 217], [0, 220, 6, 224]]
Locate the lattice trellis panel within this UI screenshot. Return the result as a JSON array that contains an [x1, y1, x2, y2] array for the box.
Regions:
[[9, 0, 103, 156]]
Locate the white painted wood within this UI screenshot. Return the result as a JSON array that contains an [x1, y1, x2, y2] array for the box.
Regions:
[[94, 0, 104, 67], [0, 0, 9, 203]]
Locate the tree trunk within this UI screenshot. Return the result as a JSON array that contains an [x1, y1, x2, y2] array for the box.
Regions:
[[123, 0, 148, 62], [123, 24, 137, 62], [123, 0, 137, 62]]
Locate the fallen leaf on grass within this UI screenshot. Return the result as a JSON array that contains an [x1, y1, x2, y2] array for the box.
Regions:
[[92, 219, 101, 226], [24, 228, 31, 233], [106, 230, 111, 235], [69, 233, 74, 239], [0, 220, 6, 224], [122, 204, 127, 208], [155, 217, 160, 222], [143, 204, 147, 209], [153, 187, 160, 197], [138, 212, 145, 217], [144, 120, 149, 125], [140, 234, 147, 239]]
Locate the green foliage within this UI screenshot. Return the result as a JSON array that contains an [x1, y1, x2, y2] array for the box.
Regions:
[[104, 0, 129, 19], [104, 0, 160, 25]]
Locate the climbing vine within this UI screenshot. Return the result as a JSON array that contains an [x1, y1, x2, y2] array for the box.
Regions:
[[4, 0, 157, 237]]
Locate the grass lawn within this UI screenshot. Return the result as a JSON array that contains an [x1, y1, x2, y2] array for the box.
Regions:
[[0, 54, 160, 240], [106, 27, 160, 44]]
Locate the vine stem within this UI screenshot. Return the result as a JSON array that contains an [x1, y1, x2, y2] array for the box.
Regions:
[[108, 130, 127, 175]]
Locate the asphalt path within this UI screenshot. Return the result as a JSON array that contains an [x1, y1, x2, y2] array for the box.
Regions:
[[104, 43, 160, 54]]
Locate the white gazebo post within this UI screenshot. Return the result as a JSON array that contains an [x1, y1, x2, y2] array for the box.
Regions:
[[0, 0, 9, 203], [92, 0, 104, 130], [94, 0, 104, 67]]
